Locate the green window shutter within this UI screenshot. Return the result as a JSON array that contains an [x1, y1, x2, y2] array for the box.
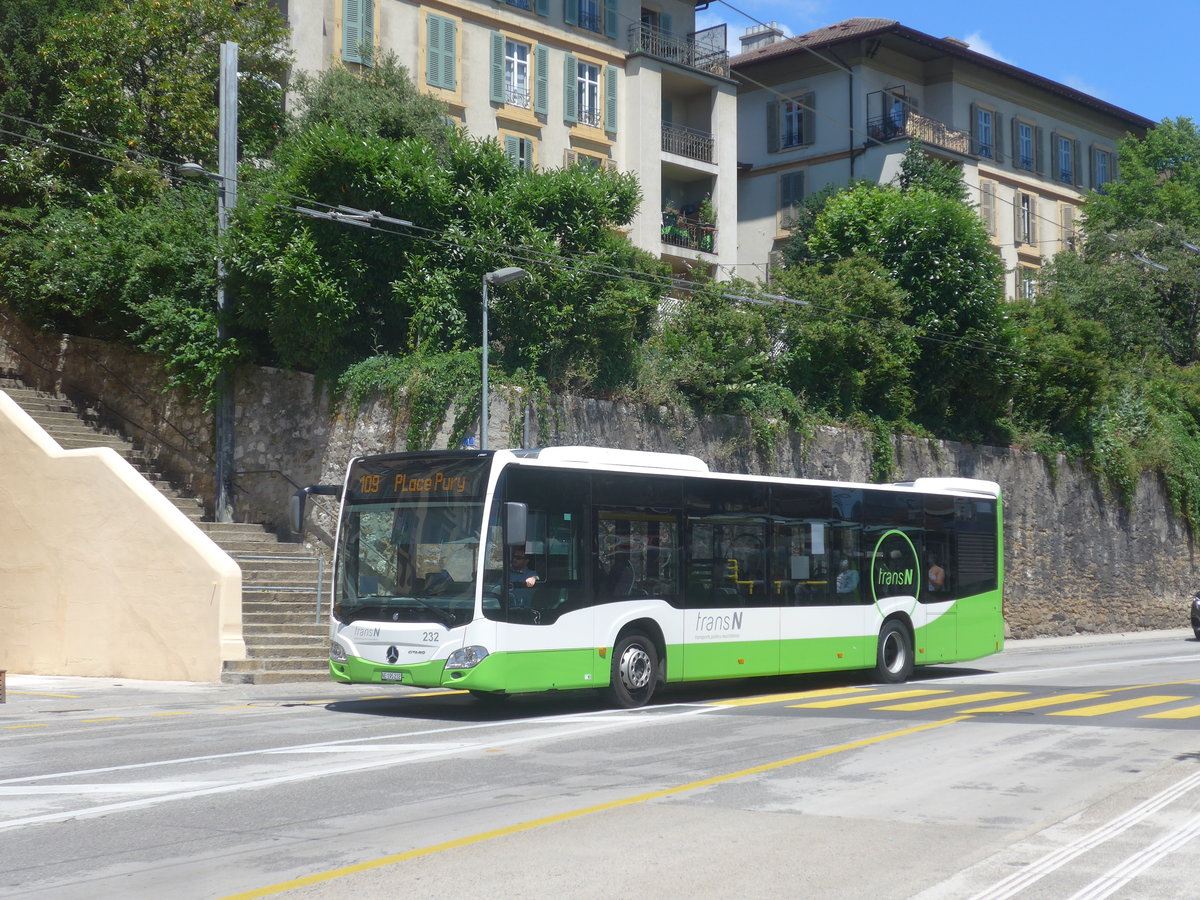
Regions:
[[1011, 118, 1020, 168], [523, 138, 535, 171], [766, 100, 780, 152], [427, 15, 456, 89], [490, 32, 505, 104], [535, 0, 549, 14], [505, 135, 520, 165], [969, 102, 978, 155], [534, 46, 550, 114], [803, 91, 815, 144], [1073, 139, 1082, 187], [343, 0, 362, 63], [1035, 126, 1045, 174], [994, 112, 1004, 163], [564, 54, 578, 123], [361, 0, 374, 66], [443, 17, 457, 90], [425, 14, 440, 85], [604, 0, 618, 38], [564, 0, 577, 27], [604, 65, 618, 133]]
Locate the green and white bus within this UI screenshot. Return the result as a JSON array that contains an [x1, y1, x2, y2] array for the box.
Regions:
[[308, 446, 1004, 707]]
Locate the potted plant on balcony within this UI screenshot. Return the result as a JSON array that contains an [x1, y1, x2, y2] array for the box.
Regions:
[[697, 195, 716, 252], [661, 201, 687, 244]]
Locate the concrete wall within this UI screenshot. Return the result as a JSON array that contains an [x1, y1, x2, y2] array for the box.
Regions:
[[2, 312, 1192, 644], [0, 392, 243, 681]]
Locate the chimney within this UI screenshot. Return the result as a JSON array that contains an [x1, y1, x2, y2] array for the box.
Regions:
[[740, 22, 785, 53]]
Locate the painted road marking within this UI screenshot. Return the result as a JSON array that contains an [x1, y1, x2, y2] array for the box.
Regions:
[[1048, 695, 1191, 717], [961, 692, 1110, 713], [788, 689, 949, 708], [710, 687, 873, 707], [1141, 703, 1200, 720], [218, 715, 971, 900], [874, 691, 1028, 711]]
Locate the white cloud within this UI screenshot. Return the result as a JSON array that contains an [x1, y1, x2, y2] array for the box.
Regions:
[[961, 32, 1013, 64], [1063, 75, 1110, 102]]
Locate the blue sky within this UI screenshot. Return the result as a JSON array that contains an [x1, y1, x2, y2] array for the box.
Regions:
[[696, 1, 1195, 124]]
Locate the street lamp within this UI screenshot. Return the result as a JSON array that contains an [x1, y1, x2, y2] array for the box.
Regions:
[[481, 267, 529, 450]]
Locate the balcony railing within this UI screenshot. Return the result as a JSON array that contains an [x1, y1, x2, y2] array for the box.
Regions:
[[661, 122, 714, 163], [505, 85, 530, 109], [628, 24, 730, 78], [866, 110, 971, 156], [661, 212, 717, 253], [578, 105, 601, 128]]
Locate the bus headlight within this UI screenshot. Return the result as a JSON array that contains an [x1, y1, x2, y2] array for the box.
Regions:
[[444, 645, 489, 670], [330, 640, 347, 662]]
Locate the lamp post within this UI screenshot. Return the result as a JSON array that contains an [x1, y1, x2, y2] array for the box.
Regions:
[[481, 267, 529, 450]]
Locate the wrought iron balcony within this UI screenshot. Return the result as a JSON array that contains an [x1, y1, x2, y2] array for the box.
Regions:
[[661, 122, 714, 163], [628, 23, 730, 78], [866, 109, 970, 156], [578, 105, 601, 128], [505, 85, 530, 109], [661, 211, 717, 253]]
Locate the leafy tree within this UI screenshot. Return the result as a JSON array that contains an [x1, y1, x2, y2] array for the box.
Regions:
[[805, 182, 1012, 437], [1085, 117, 1200, 233], [228, 61, 665, 392], [895, 140, 969, 201], [770, 256, 918, 421]]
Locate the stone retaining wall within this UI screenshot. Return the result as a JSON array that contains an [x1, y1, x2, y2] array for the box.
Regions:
[[2, 310, 1191, 638]]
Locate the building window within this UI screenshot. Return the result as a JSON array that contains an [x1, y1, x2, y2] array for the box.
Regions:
[[505, 40, 530, 108], [578, 0, 601, 32], [1016, 121, 1035, 171], [1054, 133, 1079, 185], [426, 14, 456, 90], [779, 171, 804, 230], [767, 93, 814, 152], [975, 106, 994, 159], [578, 61, 600, 127], [1092, 147, 1113, 191], [1014, 191, 1038, 247], [504, 134, 535, 170], [342, 0, 375, 66], [1019, 267, 1038, 300], [1060, 203, 1078, 253]]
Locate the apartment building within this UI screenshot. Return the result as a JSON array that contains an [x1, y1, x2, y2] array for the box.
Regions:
[[282, 0, 740, 276], [731, 18, 1155, 297]]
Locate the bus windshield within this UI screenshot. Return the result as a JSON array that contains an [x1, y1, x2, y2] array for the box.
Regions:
[[332, 455, 489, 628]]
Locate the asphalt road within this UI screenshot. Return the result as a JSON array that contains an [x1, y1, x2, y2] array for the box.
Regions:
[[2, 628, 1198, 899]]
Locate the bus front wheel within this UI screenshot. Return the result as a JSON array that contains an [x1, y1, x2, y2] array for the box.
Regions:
[[606, 632, 658, 708], [874, 620, 913, 684]]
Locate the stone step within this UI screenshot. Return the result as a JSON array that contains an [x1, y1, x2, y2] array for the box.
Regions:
[[221, 668, 330, 685], [244, 632, 327, 646], [243, 622, 328, 637]]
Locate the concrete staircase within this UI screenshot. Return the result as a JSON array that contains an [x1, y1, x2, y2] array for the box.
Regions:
[[1, 376, 331, 684]]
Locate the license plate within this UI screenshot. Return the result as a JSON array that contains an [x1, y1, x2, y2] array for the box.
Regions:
[[380, 671, 404, 682]]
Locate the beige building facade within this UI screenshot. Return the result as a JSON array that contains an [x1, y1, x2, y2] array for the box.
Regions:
[[282, 0, 741, 276], [731, 18, 1154, 297]]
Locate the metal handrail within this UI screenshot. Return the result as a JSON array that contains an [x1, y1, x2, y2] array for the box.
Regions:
[[661, 122, 714, 162], [627, 24, 730, 77]]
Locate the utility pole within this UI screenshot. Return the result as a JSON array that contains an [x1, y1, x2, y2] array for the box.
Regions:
[[214, 41, 237, 523]]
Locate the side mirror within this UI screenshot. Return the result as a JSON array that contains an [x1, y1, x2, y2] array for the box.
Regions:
[[505, 501, 528, 547], [290, 485, 343, 534]]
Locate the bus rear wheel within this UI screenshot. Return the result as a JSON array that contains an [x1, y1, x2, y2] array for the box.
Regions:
[[874, 619, 913, 683], [606, 632, 658, 708]]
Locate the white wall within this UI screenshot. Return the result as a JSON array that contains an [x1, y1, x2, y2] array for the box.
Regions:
[[0, 392, 243, 681]]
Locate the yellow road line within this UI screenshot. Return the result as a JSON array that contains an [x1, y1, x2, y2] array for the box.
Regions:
[[6, 691, 81, 699], [218, 715, 970, 900], [788, 689, 948, 708], [1048, 695, 1191, 717], [710, 687, 874, 707], [151, 711, 194, 718], [875, 691, 1028, 711], [81, 717, 124, 723], [1141, 703, 1200, 720], [4, 723, 48, 730], [961, 692, 1110, 713]]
